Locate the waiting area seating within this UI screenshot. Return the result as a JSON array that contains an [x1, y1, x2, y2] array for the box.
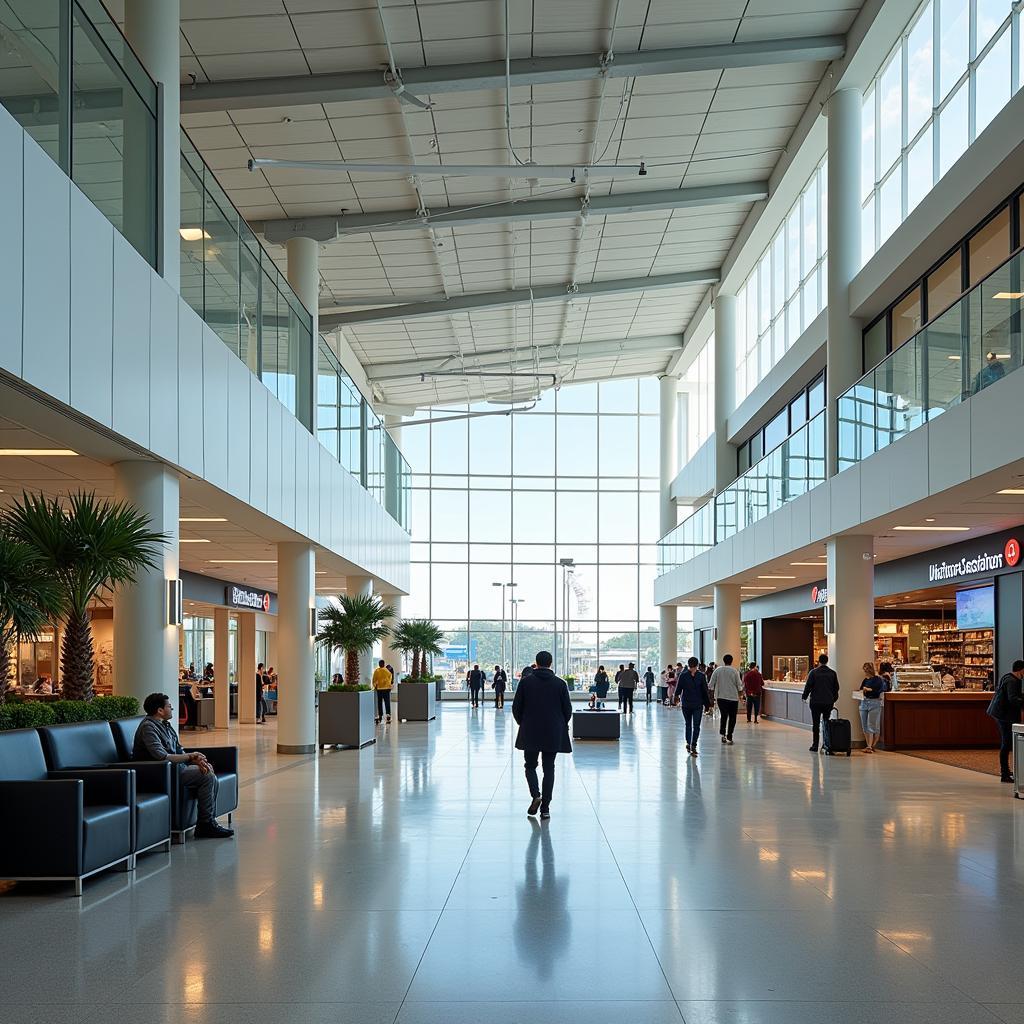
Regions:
[[0, 716, 238, 895]]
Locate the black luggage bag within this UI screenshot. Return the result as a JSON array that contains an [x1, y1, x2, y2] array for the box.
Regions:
[[822, 708, 852, 756]]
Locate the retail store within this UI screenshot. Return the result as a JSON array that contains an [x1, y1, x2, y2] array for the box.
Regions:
[[692, 527, 1024, 749]]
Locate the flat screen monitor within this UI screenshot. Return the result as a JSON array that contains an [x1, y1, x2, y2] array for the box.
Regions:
[[956, 585, 994, 630]]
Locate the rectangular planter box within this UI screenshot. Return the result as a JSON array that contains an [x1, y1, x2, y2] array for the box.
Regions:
[[318, 689, 376, 749], [398, 681, 436, 722], [572, 709, 620, 740]]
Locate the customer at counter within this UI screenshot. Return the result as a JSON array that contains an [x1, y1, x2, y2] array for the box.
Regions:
[[802, 654, 840, 753], [987, 660, 1024, 784], [857, 663, 886, 754], [743, 662, 764, 723]]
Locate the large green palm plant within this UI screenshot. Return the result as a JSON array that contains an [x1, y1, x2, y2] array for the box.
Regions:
[[391, 619, 445, 679], [5, 492, 167, 700], [316, 593, 394, 687], [0, 530, 63, 700]]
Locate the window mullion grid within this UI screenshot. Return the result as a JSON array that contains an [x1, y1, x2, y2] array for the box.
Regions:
[[873, 82, 881, 254], [1013, 5, 1021, 94], [901, 32, 910, 223], [968, 0, 978, 143], [932, 0, 941, 194]]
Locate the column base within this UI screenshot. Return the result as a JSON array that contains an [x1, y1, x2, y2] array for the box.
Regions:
[[277, 743, 317, 754]]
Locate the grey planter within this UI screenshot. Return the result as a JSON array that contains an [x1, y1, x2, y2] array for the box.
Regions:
[[318, 689, 376, 749], [398, 681, 436, 722], [434, 679, 444, 701]]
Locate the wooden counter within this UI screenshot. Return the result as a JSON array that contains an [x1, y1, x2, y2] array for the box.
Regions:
[[876, 691, 999, 749], [761, 685, 811, 729]]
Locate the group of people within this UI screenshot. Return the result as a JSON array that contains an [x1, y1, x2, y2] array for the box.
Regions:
[[466, 664, 508, 708], [255, 663, 277, 725]]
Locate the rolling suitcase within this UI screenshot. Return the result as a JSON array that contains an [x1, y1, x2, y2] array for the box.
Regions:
[[822, 708, 852, 756]]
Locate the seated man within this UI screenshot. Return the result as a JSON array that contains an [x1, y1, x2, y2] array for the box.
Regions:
[[134, 692, 234, 839]]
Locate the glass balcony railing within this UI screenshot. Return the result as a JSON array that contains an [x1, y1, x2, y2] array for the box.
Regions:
[[0, 0, 158, 267], [656, 411, 826, 575], [657, 502, 714, 575], [839, 249, 1023, 469]]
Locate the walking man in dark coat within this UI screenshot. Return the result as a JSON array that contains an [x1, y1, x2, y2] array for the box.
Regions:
[[512, 650, 572, 820]]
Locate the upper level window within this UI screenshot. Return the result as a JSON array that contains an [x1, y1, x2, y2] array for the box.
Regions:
[[968, 207, 1010, 286]]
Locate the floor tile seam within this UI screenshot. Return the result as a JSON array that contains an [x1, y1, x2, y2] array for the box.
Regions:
[[389, 738, 513, 1024], [573, 753, 684, 1021], [871, 928, 988, 1006], [238, 752, 318, 789]]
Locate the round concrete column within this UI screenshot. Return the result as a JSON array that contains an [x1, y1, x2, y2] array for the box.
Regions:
[[277, 542, 316, 753], [713, 583, 741, 665], [112, 462, 179, 711], [380, 593, 404, 675]]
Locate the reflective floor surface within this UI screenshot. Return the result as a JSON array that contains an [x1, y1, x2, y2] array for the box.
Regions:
[[2, 702, 1024, 1023]]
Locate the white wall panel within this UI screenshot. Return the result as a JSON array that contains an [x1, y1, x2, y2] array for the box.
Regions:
[[23, 140, 70, 402], [293, 427, 309, 538], [970, 372, 1023, 479], [0, 107, 24, 377], [226, 356, 251, 501], [177, 302, 205, 478], [112, 233, 151, 447], [266, 398, 283, 523], [281, 413, 296, 530], [249, 378, 269, 513], [149, 277, 180, 463], [318, 446, 332, 551], [69, 191, 113, 428], [928, 403, 971, 495], [201, 328, 229, 489]]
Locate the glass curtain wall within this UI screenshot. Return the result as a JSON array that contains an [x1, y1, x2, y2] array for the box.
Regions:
[[862, 0, 1022, 261], [401, 379, 674, 691], [0, 0, 157, 266], [680, 334, 715, 462]]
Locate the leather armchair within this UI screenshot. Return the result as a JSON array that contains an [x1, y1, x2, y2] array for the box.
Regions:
[[0, 728, 133, 896], [39, 721, 172, 859], [109, 716, 239, 842]]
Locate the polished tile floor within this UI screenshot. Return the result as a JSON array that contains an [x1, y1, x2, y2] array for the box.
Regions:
[[3, 701, 1024, 1023]]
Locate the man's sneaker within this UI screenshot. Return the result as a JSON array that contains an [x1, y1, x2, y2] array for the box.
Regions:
[[528, 796, 542, 816], [540, 808, 550, 820], [1001, 774, 1015, 783], [195, 821, 234, 839]]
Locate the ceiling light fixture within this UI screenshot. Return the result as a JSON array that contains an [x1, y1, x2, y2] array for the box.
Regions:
[[758, 574, 795, 579], [208, 559, 276, 564], [248, 157, 645, 182], [997, 488, 1024, 495], [790, 561, 827, 566], [0, 448, 78, 456], [180, 516, 228, 523], [179, 538, 210, 544], [179, 227, 211, 242], [741, 585, 776, 590], [947, 354, 961, 361], [892, 525, 970, 532], [992, 292, 1024, 299]]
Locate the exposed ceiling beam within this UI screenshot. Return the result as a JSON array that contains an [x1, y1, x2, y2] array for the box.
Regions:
[[255, 181, 768, 239], [180, 36, 846, 113], [320, 270, 719, 330], [367, 335, 682, 381]]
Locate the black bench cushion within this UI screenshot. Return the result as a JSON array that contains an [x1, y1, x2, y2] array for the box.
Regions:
[[82, 804, 132, 873], [109, 716, 145, 761], [0, 728, 49, 782], [39, 721, 120, 771]]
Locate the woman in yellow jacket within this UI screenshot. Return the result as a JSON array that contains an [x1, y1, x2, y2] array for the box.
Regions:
[[372, 659, 393, 724]]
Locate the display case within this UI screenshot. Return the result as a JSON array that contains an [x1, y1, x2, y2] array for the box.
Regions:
[[772, 655, 808, 683]]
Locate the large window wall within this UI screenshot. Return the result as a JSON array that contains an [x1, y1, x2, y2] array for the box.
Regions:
[[862, 0, 1022, 261], [401, 378, 680, 689], [680, 334, 715, 463], [735, 158, 828, 405]]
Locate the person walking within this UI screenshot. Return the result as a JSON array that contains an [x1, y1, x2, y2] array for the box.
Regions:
[[674, 657, 711, 756], [857, 661, 885, 753], [512, 651, 572, 820], [372, 658, 393, 724], [256, 662, 268, 725], [643, 665, 655, 703], [743, 662, 765, 722], [618, 662, 639, 714], [665, 664, 677, 705], [614, 664, 625, 709], [592, 665, 610, 708], [987, 659, 1024, 783], [493, 665, 508, 709], [801, 653, 840, 752], [469, 664, 485, 707], [710, 654, 743, 744]]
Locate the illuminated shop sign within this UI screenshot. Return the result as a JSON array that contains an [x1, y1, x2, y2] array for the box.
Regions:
[[225, 585, 271, 613], [810, 585, 829, 604], [927, 538, 1019, 582]]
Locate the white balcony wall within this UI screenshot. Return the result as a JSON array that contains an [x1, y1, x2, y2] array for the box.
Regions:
[[0, 108, 409, 595], [669, 434, 715, 506]]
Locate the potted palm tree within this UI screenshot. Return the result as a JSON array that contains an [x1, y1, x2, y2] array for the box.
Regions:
[[5, 492, 165, 700], [0, 529, 63, 701], [315, 594, 393, 749], [392, 619, 445, 706]]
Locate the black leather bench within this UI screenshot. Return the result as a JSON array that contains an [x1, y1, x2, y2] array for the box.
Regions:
[[0, 728, 134, 896]]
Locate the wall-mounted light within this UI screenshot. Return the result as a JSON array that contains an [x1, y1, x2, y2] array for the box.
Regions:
[[310, 607, 318, 638], [167, 579, 183, 627], [824, 604, 835, 635]]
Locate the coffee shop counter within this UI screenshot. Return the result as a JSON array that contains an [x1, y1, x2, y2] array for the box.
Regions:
[[861, 690, 999, 749], [760, 684, 811, 728]]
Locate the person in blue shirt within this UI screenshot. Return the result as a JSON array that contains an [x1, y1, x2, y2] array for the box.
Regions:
[[674, 657, 712, 756]]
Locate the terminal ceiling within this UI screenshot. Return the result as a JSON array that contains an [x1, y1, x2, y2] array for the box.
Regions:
[[158, 0, 865, 408]]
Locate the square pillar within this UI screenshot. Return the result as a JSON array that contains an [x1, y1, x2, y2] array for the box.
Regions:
[[213, 607, 230, 729], [713, 583, 741, 664], [238, 612, 257, 725], [278, 542, 316, 753]]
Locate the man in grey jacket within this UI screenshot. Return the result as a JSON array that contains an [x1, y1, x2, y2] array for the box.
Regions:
[[134, 692, 234, 838], [709, 654, 744, 744], [618, 661, 640, 715]]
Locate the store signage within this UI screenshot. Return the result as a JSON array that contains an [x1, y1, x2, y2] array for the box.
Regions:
[[926, 540, 1018, 583], [810, 585, 829, 604], [225, 585, 271, 613]]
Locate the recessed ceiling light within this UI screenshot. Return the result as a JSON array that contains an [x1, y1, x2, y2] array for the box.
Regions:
[[924, 518, 935, 522], [208, 559, 276, 564], [179, 538, 210, 544], [947, 355, 961, 361], [892, 525, 969, 532], [790, 561, 827, 566], [180, 516, 228, 522], [992, 292, 1024, 299], [315, 571, 328, 575], [179, 227, 210, 241], [758, 574, 795, 579], [742, 585, 775, 590], [0, 448, 78, 456], [997, 488, 1024, 495]]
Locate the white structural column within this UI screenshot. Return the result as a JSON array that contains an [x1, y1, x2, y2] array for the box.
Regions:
[[346, 575, 374, 685], [238, 612, 257, 725], [658, 374, 679, 669], [380, 593, 404, 675], [825, 87, 863, 476], [713, 583, 741, 665], [827, 534, 873, 742], [213, 607, 230, 729], [277, 543, 316, 753], [713, 294, 737, 493], [112, 462, 179, 709], [286, 235, 320, 335], [124, 0, 180, 289]]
